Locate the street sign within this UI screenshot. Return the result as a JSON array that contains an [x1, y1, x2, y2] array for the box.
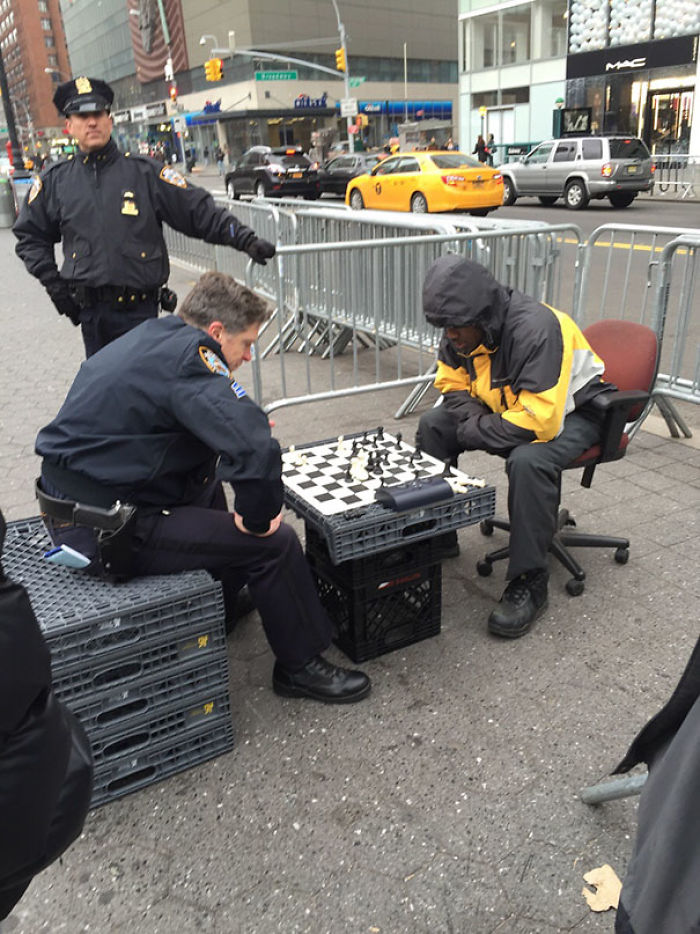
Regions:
[[340, 98, 358, 118], [255, 70, 297, 81], [349, 76, 366, 87]]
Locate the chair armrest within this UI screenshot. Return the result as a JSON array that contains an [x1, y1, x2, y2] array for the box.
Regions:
[[591, 389, 650, 461]]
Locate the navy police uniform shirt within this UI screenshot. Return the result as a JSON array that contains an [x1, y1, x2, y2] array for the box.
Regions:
[[13, 139, 251, 291], [36, 316, 282, 534]]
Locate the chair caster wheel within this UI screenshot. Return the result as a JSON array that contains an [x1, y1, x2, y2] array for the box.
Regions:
[[614, 547, 629, 564], [566, 578, 585, 596], [480, 520, 494, 536], [476, 559, 493, 577]]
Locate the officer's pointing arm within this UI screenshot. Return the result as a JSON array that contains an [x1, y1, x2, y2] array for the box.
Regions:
[[151, 162, 276, 265]]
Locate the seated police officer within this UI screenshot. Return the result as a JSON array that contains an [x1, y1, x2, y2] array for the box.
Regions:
[[35, 271, 371, 704], [417, 255, 611, 639], [13, 76, 275, 358]]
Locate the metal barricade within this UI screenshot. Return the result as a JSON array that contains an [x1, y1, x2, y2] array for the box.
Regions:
[[574, 224, 700, 437], [243, 225, 583, 417], [649, 155, 698, 201]]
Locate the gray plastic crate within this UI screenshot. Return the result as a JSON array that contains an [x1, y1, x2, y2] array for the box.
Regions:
[[3, 518, 226, 664], [69, 653, 230, 738], [51, 621, 227, 705], [91, 715, 235, 808], [282, 433, 496, 564], [87, 683, 232, 767]]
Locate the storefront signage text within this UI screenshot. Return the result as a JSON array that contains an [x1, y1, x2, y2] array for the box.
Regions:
[[294, 93, 328, 109]]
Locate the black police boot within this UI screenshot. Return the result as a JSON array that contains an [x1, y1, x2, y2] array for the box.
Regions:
[[225, 586, 256, 634], [273, 655, 371, 704], [438, 531, 460, 559], [488, 569, 549, 639]]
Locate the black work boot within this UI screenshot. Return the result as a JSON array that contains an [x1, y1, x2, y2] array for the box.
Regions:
[[488, 569, 549, 639], [273, 656, 371, 704]]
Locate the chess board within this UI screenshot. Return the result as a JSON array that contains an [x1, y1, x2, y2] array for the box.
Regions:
[[282, 428, 484, 517]]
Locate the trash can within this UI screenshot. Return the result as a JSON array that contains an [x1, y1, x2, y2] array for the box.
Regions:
[[0, 177, 15, 227]]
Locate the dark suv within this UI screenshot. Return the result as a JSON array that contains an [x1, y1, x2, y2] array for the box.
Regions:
[[500, 136, 653, 209], [225, 145, 320, 200]]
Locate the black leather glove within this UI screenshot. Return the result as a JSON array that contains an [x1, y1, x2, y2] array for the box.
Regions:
[[45, 280, 82, 327], [230, 223, 276, 266], [244, 237, 276, 266]]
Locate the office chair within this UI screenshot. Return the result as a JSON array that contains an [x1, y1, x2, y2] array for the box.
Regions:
[[477, 319, 659, 595]]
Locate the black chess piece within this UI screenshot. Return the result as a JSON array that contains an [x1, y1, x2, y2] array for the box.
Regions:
[[376, 426, 384, 441], [442, 459, 453, 477], [395, 431, 402, 449], [344, 465, 352, 483], [414, 443, 421, 458], [351, 439, 359, 455]]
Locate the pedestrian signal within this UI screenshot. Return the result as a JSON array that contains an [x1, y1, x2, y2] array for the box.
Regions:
[[335, 48, 346, 72]]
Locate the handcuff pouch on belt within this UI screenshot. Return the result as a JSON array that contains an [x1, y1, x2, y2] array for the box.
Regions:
[[36, 478, 138, 583]]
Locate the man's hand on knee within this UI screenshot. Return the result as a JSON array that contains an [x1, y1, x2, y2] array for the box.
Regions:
[[234, 511, 282, 537]]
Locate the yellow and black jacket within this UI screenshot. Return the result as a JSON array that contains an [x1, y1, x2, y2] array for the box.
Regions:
[[424, 256, 610, 454]]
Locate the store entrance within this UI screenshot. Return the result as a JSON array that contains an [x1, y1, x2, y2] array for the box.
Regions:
[[647, 88, 694, 155]]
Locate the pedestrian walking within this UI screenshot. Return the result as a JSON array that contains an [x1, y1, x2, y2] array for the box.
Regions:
[[487, 133, 496, 165], [472, 135, 488, 163], [13, 76, 275, 358], [215, 145, 225, 175]]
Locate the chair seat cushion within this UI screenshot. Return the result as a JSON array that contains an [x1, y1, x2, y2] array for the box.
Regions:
[[569, 432, 630, 468]]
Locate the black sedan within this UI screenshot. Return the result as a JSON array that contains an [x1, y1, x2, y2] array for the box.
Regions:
[[318, 153, 382, 196], [225, 145, 320, 200]]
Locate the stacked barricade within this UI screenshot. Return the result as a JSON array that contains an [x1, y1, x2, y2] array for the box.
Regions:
[[3, 518, 233, 808]]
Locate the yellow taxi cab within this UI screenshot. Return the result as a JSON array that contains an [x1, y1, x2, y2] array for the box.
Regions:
[[345, 150, 503, 215]]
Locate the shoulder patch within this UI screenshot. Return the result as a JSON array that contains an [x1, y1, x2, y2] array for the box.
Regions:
[[199, 345, 230, 377], [160, 165, 187, 188], [27, 176, 43, 204], [231, 379, 246, 398]]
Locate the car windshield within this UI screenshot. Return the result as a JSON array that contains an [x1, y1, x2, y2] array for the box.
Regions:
[[429, 153, 483, 170], [608, 138, 650, 160], [270, 153, 312, 168]]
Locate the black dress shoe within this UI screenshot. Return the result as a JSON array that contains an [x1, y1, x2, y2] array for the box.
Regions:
[[273, 655, 371, 704], [488, 569, 548, 639]]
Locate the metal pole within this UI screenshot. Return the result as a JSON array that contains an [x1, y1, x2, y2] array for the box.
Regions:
[[0, 45, 30, 178], [404, 42, 408, 124], [330, 0, 353, 152]]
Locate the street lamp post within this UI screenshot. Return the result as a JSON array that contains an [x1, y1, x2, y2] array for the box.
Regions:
[[0, 44, 30, 178], [329, 0, 353, 152]]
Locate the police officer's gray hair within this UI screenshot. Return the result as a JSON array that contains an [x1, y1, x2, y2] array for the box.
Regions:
[[178, 271, 271, 333]]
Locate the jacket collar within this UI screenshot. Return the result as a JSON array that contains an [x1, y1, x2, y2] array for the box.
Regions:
[[77, 138, 120, 168]]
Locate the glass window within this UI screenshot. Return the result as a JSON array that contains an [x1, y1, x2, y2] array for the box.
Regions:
[[553, 141, 577, 161], [543, 0, 568, 57], [470, 13, 499, 70], [373, 158, 400, 175], [41, 17, 50, 29], [608, 138, 650, 159], [472, 91, 498, 110], [525, 142, 554, 164], [502, 86, 530, 105], [581, 139, 603, 159], [431, 153, 482, 169], [396, 157, 420, 173], [501, 5, 531, 65]]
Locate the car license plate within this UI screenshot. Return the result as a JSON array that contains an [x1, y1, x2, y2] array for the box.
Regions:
[[472, 178, 484, 187], [627, 165, 638, 174], [292, 172, 303, 179]]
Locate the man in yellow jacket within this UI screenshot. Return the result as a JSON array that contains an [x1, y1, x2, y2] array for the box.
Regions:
[[417, 255, 612, 638]]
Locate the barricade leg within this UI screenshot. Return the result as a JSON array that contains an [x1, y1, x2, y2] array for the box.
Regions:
[[579, 772, 647, 805]]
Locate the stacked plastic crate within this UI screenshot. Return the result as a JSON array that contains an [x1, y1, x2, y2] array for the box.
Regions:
[[4, 518, 233, 808]]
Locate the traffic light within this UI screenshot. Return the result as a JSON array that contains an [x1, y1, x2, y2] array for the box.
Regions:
[[169, 83, 177, 104], [335, 47, 346, 72], [205, 58, 223, 82]]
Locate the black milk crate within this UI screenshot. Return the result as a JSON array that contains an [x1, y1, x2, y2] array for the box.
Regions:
[[68, 653, 230, 738], [91, 714, 234, 808], [51, 622, 227, 706], [3, 518, 226, 670], [282, 434, 495, 564], [87, 682, 231, 768], [306, 534, 442, 663]]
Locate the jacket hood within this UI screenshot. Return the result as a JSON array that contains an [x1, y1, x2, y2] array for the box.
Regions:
[[423, 255, 511, 347]]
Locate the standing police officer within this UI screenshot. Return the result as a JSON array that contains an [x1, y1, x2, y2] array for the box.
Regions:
[[13, 76, 276, 357]]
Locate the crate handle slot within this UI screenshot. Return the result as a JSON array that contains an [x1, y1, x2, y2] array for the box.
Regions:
[[86, 626, 141, 655], [95, 697, 149, 727], [400, 518, 437, 538], [102, 730, 151, 759], [106, 765, 157, 795], [93, 660, 142, 688]]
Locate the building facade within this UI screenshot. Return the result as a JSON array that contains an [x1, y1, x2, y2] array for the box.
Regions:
[[459, 0, 698, 158], [59, 0, 460, 165], [0, 0, 71, 160]]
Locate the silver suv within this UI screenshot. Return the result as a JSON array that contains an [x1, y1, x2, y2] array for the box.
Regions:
[[501, 136, 653, 210]]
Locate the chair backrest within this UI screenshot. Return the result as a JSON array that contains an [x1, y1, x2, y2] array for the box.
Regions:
[[583, 319, 659, 420]]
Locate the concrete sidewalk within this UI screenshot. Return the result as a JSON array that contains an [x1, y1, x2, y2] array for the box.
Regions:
[[2, 232, 699, 933]]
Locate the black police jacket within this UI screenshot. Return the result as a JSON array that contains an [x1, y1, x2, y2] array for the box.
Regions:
[[13, 139, 253, 290], [0, 510, 93, 919], [36, 316, 283, 534]]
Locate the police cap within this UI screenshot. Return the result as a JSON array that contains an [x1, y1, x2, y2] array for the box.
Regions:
[[53, 77, 114, 116]]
